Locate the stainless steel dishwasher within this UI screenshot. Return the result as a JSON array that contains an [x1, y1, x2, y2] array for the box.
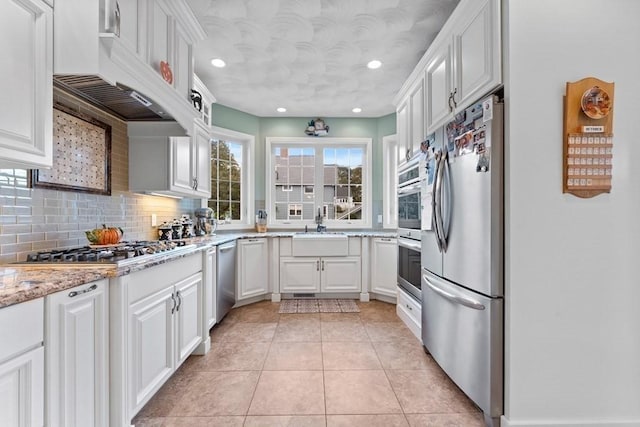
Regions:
[[216, 241, 236, 321]]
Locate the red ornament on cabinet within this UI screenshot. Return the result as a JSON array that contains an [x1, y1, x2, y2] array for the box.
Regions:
[[160, 61, 173, 85]]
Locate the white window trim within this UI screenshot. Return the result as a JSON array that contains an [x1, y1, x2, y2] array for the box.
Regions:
[[202, 126, 255, 230], [266, 136, 372, 229], [382, 134, 398, 229]]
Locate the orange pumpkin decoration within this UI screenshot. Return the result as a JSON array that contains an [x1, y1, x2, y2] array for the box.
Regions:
[[85, 224, 124, 245]]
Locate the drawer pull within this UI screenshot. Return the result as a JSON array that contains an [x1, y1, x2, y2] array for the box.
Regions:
[[406, 304, 412, 311], [68, 284, 97, 298]]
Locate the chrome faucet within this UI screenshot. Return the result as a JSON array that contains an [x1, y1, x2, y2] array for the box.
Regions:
[[315, 208, 326, 232]]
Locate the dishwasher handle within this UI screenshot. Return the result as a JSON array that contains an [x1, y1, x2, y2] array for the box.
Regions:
[[219, 244, 235, 252]]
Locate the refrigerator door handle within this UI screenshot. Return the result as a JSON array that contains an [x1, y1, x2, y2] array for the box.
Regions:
[[423, 274, 486, 311], [434, 152, 447, 252], [431, 152, 443, 252], [440, 151, 451, 244]]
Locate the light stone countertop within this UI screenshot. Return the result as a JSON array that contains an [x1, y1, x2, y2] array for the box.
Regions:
[[0, 230, 397, 309]]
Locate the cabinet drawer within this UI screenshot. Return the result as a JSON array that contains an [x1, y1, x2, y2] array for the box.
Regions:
[[0, 298, 43, 363], [396, 287, 421, 342]]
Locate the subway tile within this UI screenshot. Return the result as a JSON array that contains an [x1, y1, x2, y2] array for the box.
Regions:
[[17, 233, 45, 244], [0, 254, 17, 263], [0, 235, 16, 245], [1, 243, 32, 255], [31, 240, 57, 251], [0, 215, 17, 225], [1, 224, 31, 234]]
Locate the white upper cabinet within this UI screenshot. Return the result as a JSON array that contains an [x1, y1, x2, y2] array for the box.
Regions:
[[453, 0, 501, 111], [128, 121, 211, 198], [395, 100, 409, 165], [54, 0, 205, 132], [0, 0, 52, 169], [426, 41, 454, 134], [409, 77, 426, 156], [397, 0, 501, 135]]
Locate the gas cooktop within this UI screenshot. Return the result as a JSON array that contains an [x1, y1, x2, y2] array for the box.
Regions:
[[20, 241, 196, 266]]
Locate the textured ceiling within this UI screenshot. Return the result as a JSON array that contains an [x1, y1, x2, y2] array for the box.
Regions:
[[187, 0, 460, 117]]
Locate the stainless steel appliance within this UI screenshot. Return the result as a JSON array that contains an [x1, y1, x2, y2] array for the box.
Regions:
[[421, 95, 503, 427], [20, 240, 196, 266], [397, 157, 423, 233], [216, 241, 236, 321], [397, 230, 422, 301]]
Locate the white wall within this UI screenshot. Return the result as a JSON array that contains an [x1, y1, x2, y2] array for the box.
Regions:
[[503, 1, 640, 426]]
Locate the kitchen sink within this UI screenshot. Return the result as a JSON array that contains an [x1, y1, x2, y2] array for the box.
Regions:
[[291, 232, 348, 257]]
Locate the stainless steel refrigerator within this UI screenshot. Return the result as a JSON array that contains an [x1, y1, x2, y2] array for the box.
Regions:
[[421, 95, 503, 427]]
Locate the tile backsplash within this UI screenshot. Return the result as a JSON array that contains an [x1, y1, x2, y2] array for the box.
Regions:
[[0, 88, 199, 263]]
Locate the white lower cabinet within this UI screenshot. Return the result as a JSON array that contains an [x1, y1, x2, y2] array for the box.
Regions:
[[0, 298, 44, 427], [237, 238, 269, 300], [110, 254, 203, 426], [280, 256, 361, 293], [0, 347, 44, 427], [397, 287, 422, 342], [45, 279, 109, 427], [370, 238, 398, 298], [128, 272, 202, 414]]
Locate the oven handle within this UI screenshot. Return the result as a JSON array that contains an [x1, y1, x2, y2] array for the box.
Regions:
[[397, 237, 421, 252]]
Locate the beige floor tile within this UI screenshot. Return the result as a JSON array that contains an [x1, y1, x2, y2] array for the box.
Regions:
[[327, 414, 409, 427], [263, 342, 323, 370], [322, 341, 382, 370], [131, 417, 165, 427], [364, 322, 417, 342], [358, 301, 401, 323], [248, 371, 325, 415], [235, 302, 282, 323], [324, 370, 402, 414], [138, 416, 245, 426], [168, 371, 260, 416], [279, 313, 320, 322], [372, 340, 433, 370], [209, 318, 234, 342], [405, 413, 485, 427], [221, 322, 277, 342], [321, 321, 369, 342], [320, 312, 361, 322], [197, 341, 270, 371], [274, 318, 321, 342], [134, 362, 199, 418], [244, 415, 326, 426], [386, 369, 479, 414]]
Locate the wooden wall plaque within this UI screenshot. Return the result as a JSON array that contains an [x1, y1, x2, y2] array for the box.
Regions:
[[563, 77, 614, 198]]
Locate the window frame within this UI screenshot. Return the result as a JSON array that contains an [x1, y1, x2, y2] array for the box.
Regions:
[[203, 126, 255, 230], [266, 136, 373, 229]]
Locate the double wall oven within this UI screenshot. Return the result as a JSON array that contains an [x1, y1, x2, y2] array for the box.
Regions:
[[397, 157, 424, 301]]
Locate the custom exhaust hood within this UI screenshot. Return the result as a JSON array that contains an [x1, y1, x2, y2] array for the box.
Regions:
[[54, 75, 173, 122]]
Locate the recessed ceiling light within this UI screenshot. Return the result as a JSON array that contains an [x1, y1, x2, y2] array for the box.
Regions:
[[352, 107, 362, 113], [276, 107, 287, 113], [367, 60, 382, 69], [211, 58, 226, 68]]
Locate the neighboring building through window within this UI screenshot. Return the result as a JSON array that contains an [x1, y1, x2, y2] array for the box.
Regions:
[[266, 137, 372, 228]]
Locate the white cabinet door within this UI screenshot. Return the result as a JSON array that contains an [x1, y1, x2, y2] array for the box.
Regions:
[[396, 100, 409, 165], [426, 39, 454, 134], [193, 121, 212, 198], [170, 136, 194, 193], [128, 287, 175, 414], [45, 280, 108, 427], [175, 273, 202, 367], [173, 21, 192, 101], [280, 257, 320, 293], [117, 0, 143, 55], [147, 0, 172, 76], [0, 346, 44, 427], [238, 238, 269, 300], [409, 77, 426, 155], [0, 0, 52, 169], [370, 238, 398, 297], [321, 257, 361, 293], [453, 0, 501, 111]]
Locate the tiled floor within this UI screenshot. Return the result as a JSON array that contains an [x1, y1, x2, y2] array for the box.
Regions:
[[133, 300, 484, 427]]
